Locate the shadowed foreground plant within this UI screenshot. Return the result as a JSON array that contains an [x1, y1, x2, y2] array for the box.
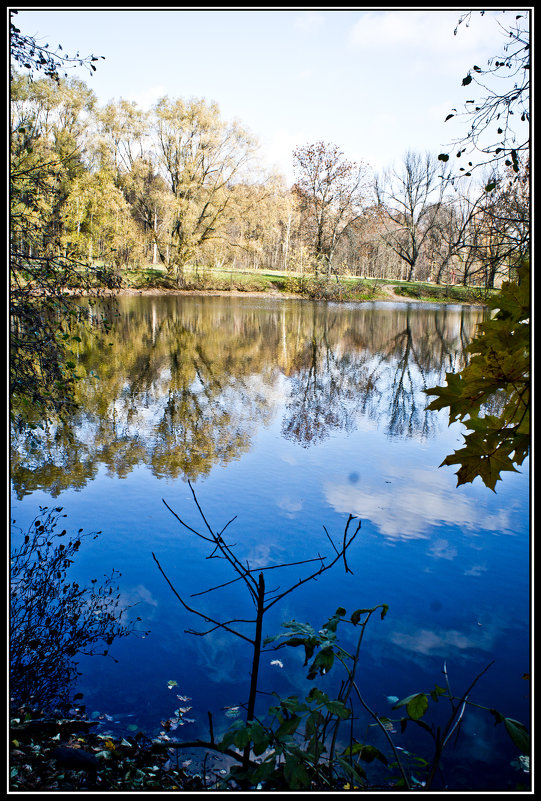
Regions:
[[152, 480, 362, 778], [215, 608, 530, 791], [10, 506, 148, 714], [152, 485, 529, 790]]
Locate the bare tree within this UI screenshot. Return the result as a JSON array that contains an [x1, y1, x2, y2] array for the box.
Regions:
[[440, 10, 530, 178], [374, 151, 448, 282], [153, 481, 361, 772]]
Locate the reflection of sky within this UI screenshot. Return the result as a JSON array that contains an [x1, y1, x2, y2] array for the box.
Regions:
[[324, 463, 517, 541], [388, 621, 498, 658], [11, 298, 529, 790]]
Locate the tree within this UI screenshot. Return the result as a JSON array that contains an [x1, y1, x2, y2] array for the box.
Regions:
[[292, 142, 371, 278], [426, 11, 530, 489], [10, 10, 105, 83], [60, 168, 144, 266], [375, 150, 447, 282], [10, 23, 117, 424], [438, 11, 530, 178], [10, 506, 147, 712], [152, 96, 257, 282], [425, 260, 529, 490]]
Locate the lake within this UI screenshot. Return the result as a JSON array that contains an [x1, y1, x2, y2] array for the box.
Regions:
[[10, 294, 530, 790]]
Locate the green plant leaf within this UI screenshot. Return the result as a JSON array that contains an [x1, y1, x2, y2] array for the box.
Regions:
[[324, 699, 351, 719], [393, 692, 429, 720], [283, 753, 311, 789], [344, 742, 388, 764], [503, 718, 530, 754], [276, 715, 302, 739]]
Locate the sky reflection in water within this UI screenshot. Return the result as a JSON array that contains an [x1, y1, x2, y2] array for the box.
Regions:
[[10, 295, 530, 790]]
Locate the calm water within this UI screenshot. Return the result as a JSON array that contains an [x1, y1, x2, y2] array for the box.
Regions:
[[10, 295, 530, 790]]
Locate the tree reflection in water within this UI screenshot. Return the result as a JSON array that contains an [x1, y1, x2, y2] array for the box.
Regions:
[[10, 296, 487, 496], [10, 507, 147, 714]]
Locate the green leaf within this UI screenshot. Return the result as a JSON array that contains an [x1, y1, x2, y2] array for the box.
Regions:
[[324, 699, 351, 719], [429, 684, 447, 702], [393, 693, 429, 720], [219, 719, 245, 750], [250, 757, 278, 783], [344, 742, 388, 764], [503, 718, 530, 754], [462, 74, 473, 86], [283, 753, 311, 789], [308, 646, 335, 678], [249, 721, 271, 756], [336, 756, 367, 783], [438, 153, 450, 161], [306, 687, 328, 705], [276, 715, 302, 739]]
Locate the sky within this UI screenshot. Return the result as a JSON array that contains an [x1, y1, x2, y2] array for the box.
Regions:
[[12, 7, 530, 185]]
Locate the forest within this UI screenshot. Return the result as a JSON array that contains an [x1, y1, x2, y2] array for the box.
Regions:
[[11, 69, 528, 293]]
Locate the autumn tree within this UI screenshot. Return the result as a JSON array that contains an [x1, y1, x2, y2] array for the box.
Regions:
[[292, 142, 371, 278], [152, 97, 257, 282], [10, 21, 117, 424]]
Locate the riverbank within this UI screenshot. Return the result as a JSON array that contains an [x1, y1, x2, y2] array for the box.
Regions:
[[76, 282, 490, 306]]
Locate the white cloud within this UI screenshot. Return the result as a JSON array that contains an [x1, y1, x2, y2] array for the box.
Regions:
[[324, 464, 514, 541], [464, 563, 488, 577], [277, 495, 303, 517], [389, 623, 494, 657], [428, 538, 458, 561]]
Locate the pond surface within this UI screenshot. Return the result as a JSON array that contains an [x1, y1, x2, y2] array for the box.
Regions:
[[10, 295, 530, 790]]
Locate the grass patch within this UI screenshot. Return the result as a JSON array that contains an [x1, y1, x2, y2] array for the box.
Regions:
[[116, 264, 493, 305], [393, 282, 493, 304]]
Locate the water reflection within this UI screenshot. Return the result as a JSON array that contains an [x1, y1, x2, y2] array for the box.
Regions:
[[324, 464, 515, 541], [11, 296, 486, 498]]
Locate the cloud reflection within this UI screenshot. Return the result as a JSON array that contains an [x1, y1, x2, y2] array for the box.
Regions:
[[324, 465, 514, 541], [388, 620, 497, 659]]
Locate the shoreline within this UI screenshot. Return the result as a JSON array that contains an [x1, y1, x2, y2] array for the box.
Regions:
[[75, 286, 488, 306]]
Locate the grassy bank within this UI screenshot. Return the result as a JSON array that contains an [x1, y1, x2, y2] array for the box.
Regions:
[[118, 264, 493, 305]]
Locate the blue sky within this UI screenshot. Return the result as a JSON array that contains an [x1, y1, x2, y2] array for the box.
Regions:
[[12, 8, 528, 184]]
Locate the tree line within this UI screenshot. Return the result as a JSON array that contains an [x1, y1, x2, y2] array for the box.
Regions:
[[10, 70, 528, 292]]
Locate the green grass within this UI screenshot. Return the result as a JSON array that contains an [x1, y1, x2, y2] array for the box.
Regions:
[[118, 263, 493, 304], [392, 281, 494, 304]]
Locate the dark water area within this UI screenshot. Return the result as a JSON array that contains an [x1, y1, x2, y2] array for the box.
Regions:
[[10, 295, 530, 790]]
